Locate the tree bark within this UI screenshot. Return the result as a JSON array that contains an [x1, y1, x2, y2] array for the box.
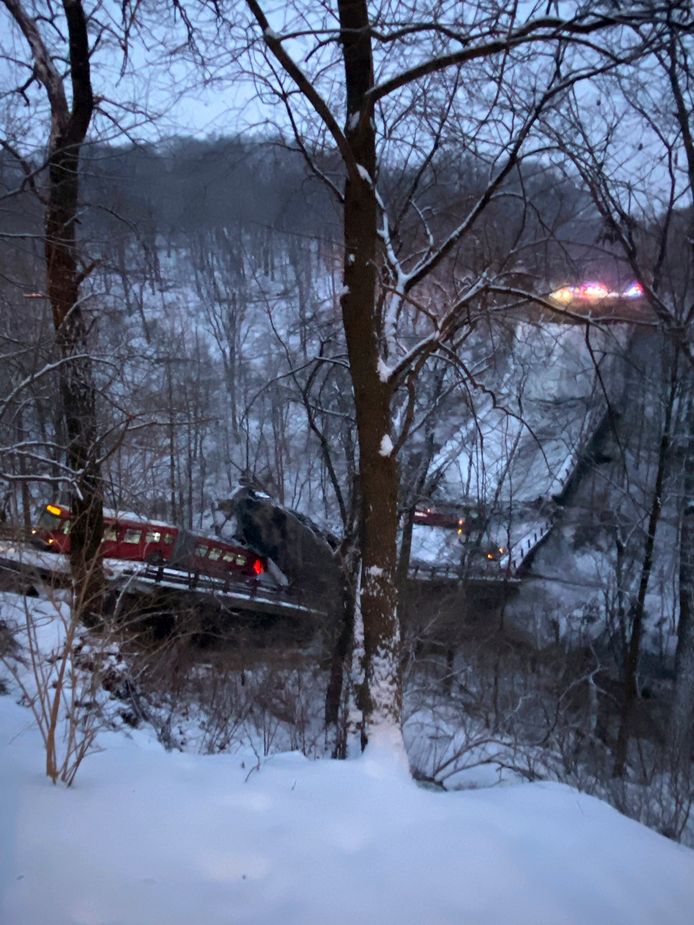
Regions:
[[671, 392, 694, 774], [338, 0, 403, 749], [614, 364, 675, 776], [4, 0, 104, 621]]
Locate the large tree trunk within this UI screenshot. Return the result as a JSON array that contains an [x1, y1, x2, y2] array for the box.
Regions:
[[47, 140, 104, 622], [614, 365, 675, 776], [667, 53, 694, 776], [4, 0, 104, 621], [338, 0, 403, 753]]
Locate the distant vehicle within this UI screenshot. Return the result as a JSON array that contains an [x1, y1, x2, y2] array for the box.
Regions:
[[549, 280, 644, 304], [413, 507, 466, 529], [481, 543, 507, 562], [32, 502, 266, 582]]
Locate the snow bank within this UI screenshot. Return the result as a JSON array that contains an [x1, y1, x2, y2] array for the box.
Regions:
[[1, 694, 692, 925]]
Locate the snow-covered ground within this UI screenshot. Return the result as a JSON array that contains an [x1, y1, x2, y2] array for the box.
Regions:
[[2, 597, 694, 925], [2, 693, 693, 925]]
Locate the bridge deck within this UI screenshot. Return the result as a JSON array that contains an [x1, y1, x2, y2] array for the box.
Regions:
[[0, 543, 323, 621]]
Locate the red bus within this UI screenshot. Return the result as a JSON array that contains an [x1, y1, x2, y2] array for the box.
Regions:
[[32, 503, 265, 581], [413, 507, 466, 530]]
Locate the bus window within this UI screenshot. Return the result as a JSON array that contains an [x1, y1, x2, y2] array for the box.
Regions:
[[37, 510, 63, 531], [122, 529, 142, 544], [103, 525, 118, 542]]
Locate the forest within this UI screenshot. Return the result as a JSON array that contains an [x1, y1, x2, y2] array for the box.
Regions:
[[0, 4, 693, 920]]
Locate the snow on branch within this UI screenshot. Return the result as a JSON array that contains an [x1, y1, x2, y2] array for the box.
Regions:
[[385, 276, 489, 386], [379, 434, 394, 457]]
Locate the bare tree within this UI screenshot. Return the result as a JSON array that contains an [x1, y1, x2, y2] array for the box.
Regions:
[[2, 0, 105, 621], [547, 10, 693, 775], [1, 591, 112, 785], [230, 0, 674, 757]]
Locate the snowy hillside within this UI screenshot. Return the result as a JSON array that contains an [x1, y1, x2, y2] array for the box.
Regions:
[[1, 586, 693, 925], [1, 4, 693, 919], [408, 319, 627, 571], [2, 688, 693, 925]]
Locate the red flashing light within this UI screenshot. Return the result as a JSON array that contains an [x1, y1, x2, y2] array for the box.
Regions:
[[550, 280, 644, 304], [623, 282, 643, 298], [253, 558, 264, 576]]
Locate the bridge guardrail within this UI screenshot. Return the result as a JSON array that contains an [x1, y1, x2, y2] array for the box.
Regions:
[[118, 564, 321, 617]]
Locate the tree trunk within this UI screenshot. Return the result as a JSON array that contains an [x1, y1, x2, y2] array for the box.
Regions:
[[48, 151, 104, 621], [671, 392, 694, 774], [34, 0, 103, 623], [614, 366, 675, 776], [325, 557, 359, 757], [3, 4, 104, 619], [338, 0, 403, 753]]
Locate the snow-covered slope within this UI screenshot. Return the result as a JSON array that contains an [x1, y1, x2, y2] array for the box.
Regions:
[[1, 690, 693, 925]]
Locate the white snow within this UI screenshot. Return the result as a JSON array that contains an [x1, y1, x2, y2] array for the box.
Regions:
[[356, 164, 372, 185], [377, 356, 392, 383], [1, 688, 693, 925], [102, 508, 173, 527], [379, 434, 394, 457], [1, 591, 693, 925]]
